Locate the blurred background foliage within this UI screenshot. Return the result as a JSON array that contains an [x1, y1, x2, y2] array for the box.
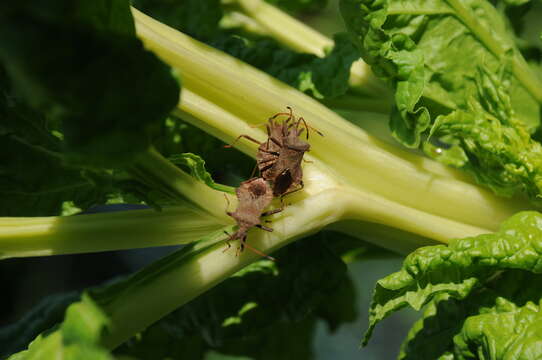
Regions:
[[3, 0, 541, 358]]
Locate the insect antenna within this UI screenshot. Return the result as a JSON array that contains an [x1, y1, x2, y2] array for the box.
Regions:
[[224, 134, 262, 148], [242, 241, 276, 261], [269, 105, 294, 122], [296, 117, 324, 139]]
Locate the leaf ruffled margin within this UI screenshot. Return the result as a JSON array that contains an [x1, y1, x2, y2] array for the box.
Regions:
[[7, 294, 113, 360], [340, 0, 542, 203], [364, 211, 542, 358]]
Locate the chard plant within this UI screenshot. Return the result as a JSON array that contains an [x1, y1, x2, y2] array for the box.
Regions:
[[1, 0, 542, 358]]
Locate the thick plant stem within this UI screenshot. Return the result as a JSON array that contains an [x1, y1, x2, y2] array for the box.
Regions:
[[133, 9, 528, 236], [100, 189, 344, 349], [226, 0, 389, 97], [231, 0, 333, 56], [0, 205, 224, 259], [0, 148, 233, 259], [132, 147, 233, 221]]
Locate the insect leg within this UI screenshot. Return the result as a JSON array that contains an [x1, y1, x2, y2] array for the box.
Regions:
[[249, 162, 259, 178], [280, 181, 304, 199], [224, 134, 262, 148], [297, 117, 310, 139], [259, 148, 280, 155], [259, 162, 274, 173], [222, 230, 232, 253], [256, 224, 274, 232], [269, 136, 283, 147], [261, 207, 283, 217]]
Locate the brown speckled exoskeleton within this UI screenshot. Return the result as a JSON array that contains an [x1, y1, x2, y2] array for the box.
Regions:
[[226, 107, 322, 198], [225, 177, 282, 260]]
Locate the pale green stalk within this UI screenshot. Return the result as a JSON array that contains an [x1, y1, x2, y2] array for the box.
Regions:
[[98, 171, 493, 348], [134, 8, 528, 239], [225, 0, 389, 97], [220, 11, 269, 35], [0, 149, 232, 259], [0, 9, 529, 261], [0, 204, 224, 260], [101, 188, 343, 348], [228, 0, 334, 56], [3, 8, 534, 351]]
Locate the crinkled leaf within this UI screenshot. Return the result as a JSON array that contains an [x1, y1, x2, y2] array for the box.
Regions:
[[341, 0, 541, 135], [212, 33, 360, 99], [340, 0, 542, 201], [400, 270, 542, 359], [116, 232, 356, 359], [7, 293, 113, 360], [0, 0, 180, 168], [423, 67, 542, 200], [455, 300, 542, 359], [364, 211, 542, 345]]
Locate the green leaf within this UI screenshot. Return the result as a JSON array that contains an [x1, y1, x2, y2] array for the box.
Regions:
[[340, 0, 542, 202], [455, 300, 542, 359], [211, 33, 360, 99], [341, 0, 541, 133], [0, 0, 180, 168], [0, 65, 120, 216], [153, 116, 255, 187], [363, 211, 542, 346], [132, 0, 222, 41], [7, 294, 114, 360], [400, 270, 542, 359], [422, 67, 542, 200], [169, 153, 235, 193], [0, 292, 79, 359]]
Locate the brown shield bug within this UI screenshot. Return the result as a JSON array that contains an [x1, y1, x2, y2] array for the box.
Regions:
[[225, 177, 282, 260], [226, 107, 322, 198]]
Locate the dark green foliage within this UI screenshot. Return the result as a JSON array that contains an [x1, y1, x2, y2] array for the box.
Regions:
[[1, 232, 358, 359], [265, 0, 328, 14], [6, 294, 113, 360], [115, 233, 357, 359], [0, 66, 117, 216], [0, 0, 180, 169], [0, 0, 183, 215], [133, 0, 359, 99], [0, 292, 80, 358], [211, 33, 360, 99], [132, 0, 222, 41]]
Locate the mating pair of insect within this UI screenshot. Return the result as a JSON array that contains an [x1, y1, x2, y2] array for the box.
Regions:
[[224, 107, 322, 260]]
